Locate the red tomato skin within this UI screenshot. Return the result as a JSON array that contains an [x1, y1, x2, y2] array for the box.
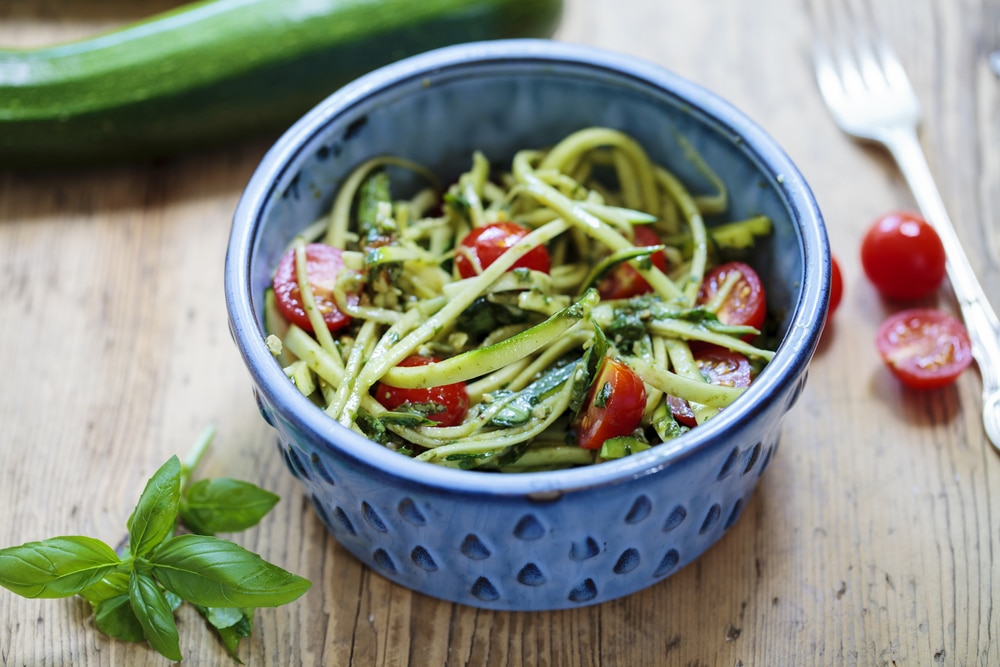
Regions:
[[666, 394, 697, 428], [273, 243, 355, 333], [455, 222, 551, 279], [695, 346, 753, 387], [697, 261, 767, 334], [861, 211, 946, 300], [598, 225, 670, 300], [667, 346, 752, 427], [827, 255, 844, 322], [875, 308, 972, 390], [374, 356, 469, 426], [573, 358, 647, 450]]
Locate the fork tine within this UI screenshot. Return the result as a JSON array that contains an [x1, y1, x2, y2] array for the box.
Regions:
[[807, 0, 864, 105], [841, 0, 891, 91], [862, 3, 918, 97], [809, 0, 920, 118], [825, 0, 867, 96], [806, 0, 848, 104], [849, 0, 919, 99], [810, 0, 876, 99]]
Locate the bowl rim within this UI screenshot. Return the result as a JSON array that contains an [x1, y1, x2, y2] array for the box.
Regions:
[[225, 38, 829, 497]]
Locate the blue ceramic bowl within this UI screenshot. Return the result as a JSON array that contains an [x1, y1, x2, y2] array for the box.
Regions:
[[225, 39, 830, 610]]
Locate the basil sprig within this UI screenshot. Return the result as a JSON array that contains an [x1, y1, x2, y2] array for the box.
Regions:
[[0, 428, 310, 662]]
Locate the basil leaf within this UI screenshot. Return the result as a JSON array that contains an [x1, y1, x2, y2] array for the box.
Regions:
[[94, 594, 145, 643], [490, 363, 577, 427], [164, 589, 184, 612], [128, 456, 182, 558], [79, 570, 130, 605], [180, 478, 280, 535], [355, 408, 389, 444], [216, 621, 252, 663], [150, 534, 311, 608], [201, 605, 246, 629], [569, 323, 608, 418], [199, 606, 253, 663], [606, 307, 646, 346], [129, 571, 182, 662], [456, 296, 529, 338], [377, 411, 436, 427], [0, 536, 119, 599]]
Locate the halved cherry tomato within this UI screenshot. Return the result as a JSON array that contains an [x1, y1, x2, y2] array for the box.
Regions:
[[697, 261, 767, 334], [273, 243, 356, 333], [827, 255, 844, 323], [573, 358, 647, 450], [455, 222, 551, 279], [696, 345, 753, 387], [598, 225, 669, 300], [861, 211, 946, 301], [667, 346, 752, 427], [665, 394, 697, 428], [875, 308, 972, 390], [374, 356, 469, 426]]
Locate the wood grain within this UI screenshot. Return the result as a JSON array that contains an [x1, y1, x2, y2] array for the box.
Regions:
[[2, 0, 998, 665]]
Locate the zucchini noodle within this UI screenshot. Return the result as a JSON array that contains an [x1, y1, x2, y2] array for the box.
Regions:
[[263, 127, 775, 472]]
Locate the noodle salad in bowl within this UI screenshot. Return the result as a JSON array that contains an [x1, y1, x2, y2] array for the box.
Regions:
[[225, 39, 829, 609], [263, 127, 775, 472]]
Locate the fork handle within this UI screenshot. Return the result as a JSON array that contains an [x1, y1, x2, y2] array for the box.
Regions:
[[883, 127, 1000, 446]]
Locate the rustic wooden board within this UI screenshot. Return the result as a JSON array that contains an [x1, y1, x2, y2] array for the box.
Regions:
[[1, 0, 997, 664]]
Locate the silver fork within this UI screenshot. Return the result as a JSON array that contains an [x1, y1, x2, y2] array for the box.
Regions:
[[808, 0, 1000, 452]]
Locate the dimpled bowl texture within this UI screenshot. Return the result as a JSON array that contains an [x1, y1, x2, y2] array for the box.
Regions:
[[225, 39, 830, 611]]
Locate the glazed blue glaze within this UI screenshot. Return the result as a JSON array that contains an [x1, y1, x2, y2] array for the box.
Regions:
[[225, 39, 830, 610]]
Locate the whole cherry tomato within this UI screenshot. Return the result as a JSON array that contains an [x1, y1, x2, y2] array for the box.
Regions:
[[455, 222, 551, 279], [697, 261, 767, 334], [598, 225, 669, 300], [573, 358, 647, 450], [272, 243, 355, 333], [861, 211, 946, 300], [875, 308, 972, 390], [667, 346, 752, 427], [374, 356, 469, 426], [826, 255, 844, 324]]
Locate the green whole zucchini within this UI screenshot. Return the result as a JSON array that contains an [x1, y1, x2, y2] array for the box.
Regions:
[[0, 0, 563, 168]]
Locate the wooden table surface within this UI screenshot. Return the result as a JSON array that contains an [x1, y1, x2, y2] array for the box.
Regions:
[[2, 0, 998, 664]]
